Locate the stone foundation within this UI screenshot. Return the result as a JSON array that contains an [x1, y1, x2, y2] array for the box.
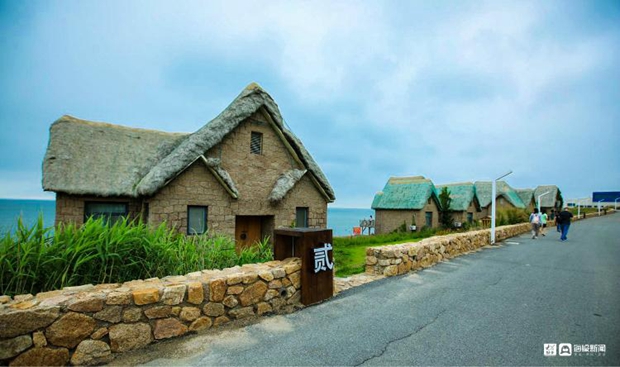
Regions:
[[0, 258, 302, 366]]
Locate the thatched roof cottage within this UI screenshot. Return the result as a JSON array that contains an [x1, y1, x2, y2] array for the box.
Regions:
[[474, 181, 526, 217], [515, 188, 536, 212], [533, 185, 563, 213], [43, 83, 335, 249], [371, 176, 440, 234], [434, 182, 482, 225]]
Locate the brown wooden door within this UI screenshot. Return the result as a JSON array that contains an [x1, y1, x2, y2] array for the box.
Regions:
[[235, 216, 262, 251]]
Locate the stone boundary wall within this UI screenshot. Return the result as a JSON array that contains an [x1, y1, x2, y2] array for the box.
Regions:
[[365, 210, 616, 277], [365, 223, 531, 277], [0, 258, 302, 366]]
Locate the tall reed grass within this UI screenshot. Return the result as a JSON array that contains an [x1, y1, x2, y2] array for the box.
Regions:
[[0, 216, 272, 296]]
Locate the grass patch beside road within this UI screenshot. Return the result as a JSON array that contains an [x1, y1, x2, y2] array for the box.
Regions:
[[333, 228, 440, 277]]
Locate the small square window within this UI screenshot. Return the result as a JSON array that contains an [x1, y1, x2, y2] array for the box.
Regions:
[[187, 206, 208, 235], [250, 132, 263, 154]]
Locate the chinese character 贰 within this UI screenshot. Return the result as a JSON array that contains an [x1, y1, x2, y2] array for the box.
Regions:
[[314, 243, 334, 273]]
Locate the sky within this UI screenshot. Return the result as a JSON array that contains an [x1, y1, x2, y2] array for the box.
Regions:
[[0, 0, 619, 208]]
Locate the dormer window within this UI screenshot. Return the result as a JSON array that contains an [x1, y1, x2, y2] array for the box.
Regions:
[[251, 132, 263, 154]]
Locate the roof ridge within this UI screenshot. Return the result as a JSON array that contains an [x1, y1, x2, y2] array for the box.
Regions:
[[54, 115, 189, 136]]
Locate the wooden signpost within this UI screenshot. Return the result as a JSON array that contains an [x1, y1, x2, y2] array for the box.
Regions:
[[274, 228, 334, 306]]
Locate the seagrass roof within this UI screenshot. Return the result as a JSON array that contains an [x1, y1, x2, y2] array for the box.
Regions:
[[474, 181, 526, 209], [534, 185, 562, 208], [372, 176, 439, 210], [515, 188, 535, 207], [435, 182, 480, 211], [43, 83, 335, 202]]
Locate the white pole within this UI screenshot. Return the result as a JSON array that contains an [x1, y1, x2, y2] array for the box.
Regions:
[[615, 197, 620, 210], [598, 199, 604, 215], [491, 170, 513, 245], [537, 191, 550, 213]]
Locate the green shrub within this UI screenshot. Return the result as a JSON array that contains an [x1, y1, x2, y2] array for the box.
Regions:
[[0, 216, 272, 296]]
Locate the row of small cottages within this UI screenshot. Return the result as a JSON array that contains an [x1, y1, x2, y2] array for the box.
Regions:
[[371, 176, 563, 234], [42, 84, 335, 250]]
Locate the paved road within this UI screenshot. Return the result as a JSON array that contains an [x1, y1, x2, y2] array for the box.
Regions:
[[121, 214, 620, 366]]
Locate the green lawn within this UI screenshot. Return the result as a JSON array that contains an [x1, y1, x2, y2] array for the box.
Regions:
[[332, 228, 442, 277]]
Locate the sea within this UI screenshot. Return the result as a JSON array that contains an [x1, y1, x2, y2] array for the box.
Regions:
[[0, 199, 374, 238]]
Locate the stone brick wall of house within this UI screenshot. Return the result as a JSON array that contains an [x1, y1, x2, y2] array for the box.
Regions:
[[0, 258, 302, 366], [415, 200, 440, 229], [55, 193, 143, 227], [366, 223, 531, 276], [374, 210, 415, 234], [148, 111, 328, 237], [375, 200, 441, 234], [147, 162, 232, 235]]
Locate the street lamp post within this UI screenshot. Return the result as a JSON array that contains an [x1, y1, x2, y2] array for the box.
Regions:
[[597, 199, 605, 216], [537, 191, 550, 213], [491, 170, 513, 245], [577, 197, 588, 219]]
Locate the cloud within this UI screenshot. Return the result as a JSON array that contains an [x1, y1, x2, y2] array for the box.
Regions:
[[0, 0, 619, 206]]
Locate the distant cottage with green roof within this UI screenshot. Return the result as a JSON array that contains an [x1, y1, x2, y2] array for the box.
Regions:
[[474, 181, 526, 217], [515, 188, 536, 212], [435, 182, 481, 225], [371, 176, 440, 234]]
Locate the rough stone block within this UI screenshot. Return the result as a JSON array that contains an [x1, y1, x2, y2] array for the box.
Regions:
[[213, 315, 230, 327], [186, 282, 204, 305], [0, 306, 60, 339], [209, 279, 227, 302], [122, 307, 143, 323], [203, 303, 225, 317], [91, 327, 108, 340], [132, 288, 160, 305], [189, 317, 213, 332], [144, 306, 172, 319], [229, 306, 255, 319], [8, 346, 69, 366], [68, 296, 104, 313], [227, 286, 244, 295], [70, 340, 114, 366], [32, 331, 47, 347], [162, 284, 186, 305], [94, 306, 122, 323], [0, 335, 32, 360], [106, 291, 131, 305], [45, 312, 96, 348], [180, 307, 201, 322], [239, 281, 268, 307], [154, 318, 188, 340], [109, 323, 152, 353]]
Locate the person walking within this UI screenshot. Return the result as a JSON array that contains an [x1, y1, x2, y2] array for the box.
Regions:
[[529, 208, 541, 239], [540, 210, 548, 236], [554, 209, 562, 232], [558, 207, 574, 241]]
